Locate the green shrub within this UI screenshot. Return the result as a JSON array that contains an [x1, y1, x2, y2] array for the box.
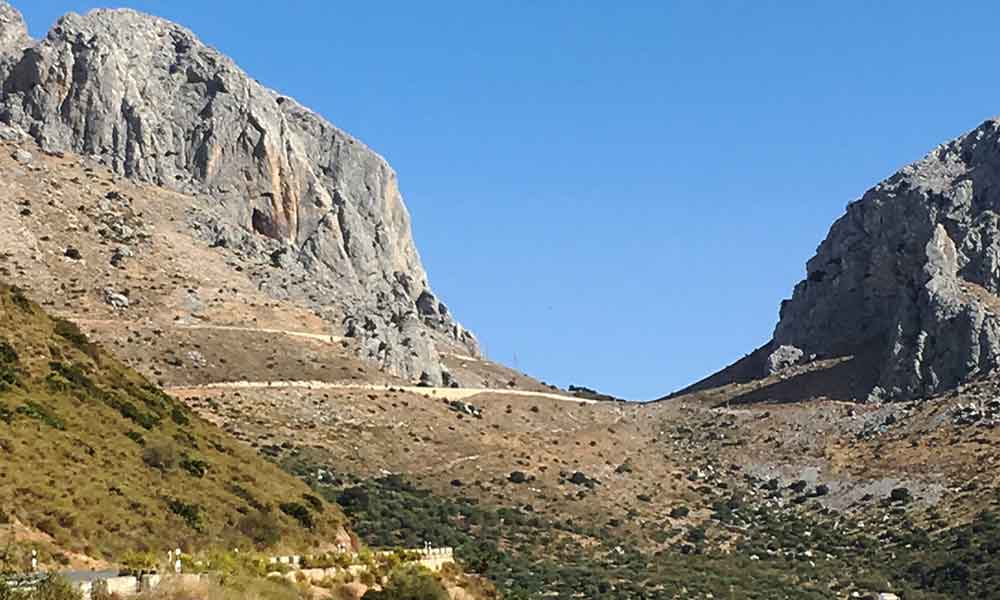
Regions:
[[180, 455, 209, 478], [47, 361, 94, 391], [167, 498, 203, 531], [170, 406, 190, 427], [16, 401, 66, 430], [229, 483, 266, 511], [0, 341, 18, 390], [279, 502, 314, 530], [302, 493, 324, 513], [669, 506, 690, 519], [125, 431, 145, 446], [362, 566, 448, 600], [52, 319, 98, 358], [10, 287, 32, 313], [143, 441, 179, 471], [28, 575, 82, 600], [238, 510, 282, 548], [104, 393, 160, 430]]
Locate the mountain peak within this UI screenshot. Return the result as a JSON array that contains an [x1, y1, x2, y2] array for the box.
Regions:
[[0, 1, 479, 384], [768, 118, 1000, 400]]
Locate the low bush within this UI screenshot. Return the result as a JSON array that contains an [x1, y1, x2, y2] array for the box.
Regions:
[[180, 456, 209, 478], [0, 340, 18, 391], [238, 510, 282, 548], [170, 407, 190, 427], [52, 319, 98, 359], [669, 506, 690, 519], [10, 287, 32, 313], [279, 502, 314, 530], [26, 575, 82, 600], [167, 498, 202, 531], [143, 441, 179, 471], [363, 566, 448, 600], [302, 493, 324, 513], [16, 401, 66, 430]]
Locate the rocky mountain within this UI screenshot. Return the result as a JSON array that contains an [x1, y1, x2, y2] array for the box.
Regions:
[[0, 1, 477, 385], [685, 118, 1000, 402]]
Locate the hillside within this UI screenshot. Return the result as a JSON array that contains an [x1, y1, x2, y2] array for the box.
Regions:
[[0, 282, 351, 568]]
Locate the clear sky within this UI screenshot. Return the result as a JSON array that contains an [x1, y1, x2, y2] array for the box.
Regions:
[[15, 1, 1000, 400]]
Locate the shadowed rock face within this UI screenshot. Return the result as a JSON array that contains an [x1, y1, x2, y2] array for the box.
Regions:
[[0, 3, 478, 383], [772, 119, 1000, 400]]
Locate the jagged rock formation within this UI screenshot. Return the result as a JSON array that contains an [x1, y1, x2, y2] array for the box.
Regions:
[[769, 118, 1000, 400], [0, 2, 478, 383], [0, 2, 26, 55]]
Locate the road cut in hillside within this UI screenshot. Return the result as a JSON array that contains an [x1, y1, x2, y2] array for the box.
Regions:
[[166, 380, 597, 404]]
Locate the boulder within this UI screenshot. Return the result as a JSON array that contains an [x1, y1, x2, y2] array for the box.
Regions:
[[766, 344, 804, 374], [103, 289, 130, 310], [10, 148, 30, 164]]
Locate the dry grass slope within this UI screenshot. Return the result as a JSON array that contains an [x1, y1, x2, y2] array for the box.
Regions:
[[0, 283, 349, 566]]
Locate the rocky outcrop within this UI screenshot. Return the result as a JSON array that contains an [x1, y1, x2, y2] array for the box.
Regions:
[[0, 3, 478, 383], [0, 1, 26, 81], [771, 118, 1000, 400], [0, 2, 26, 56]]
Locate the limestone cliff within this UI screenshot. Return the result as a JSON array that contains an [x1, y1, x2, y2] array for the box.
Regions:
[[0, 2, 478, 383], [769, 119, 1000, 400]]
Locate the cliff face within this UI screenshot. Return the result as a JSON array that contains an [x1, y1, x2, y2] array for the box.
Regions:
[[770, 119, 1000, 400], [0, 3, 478, 383]]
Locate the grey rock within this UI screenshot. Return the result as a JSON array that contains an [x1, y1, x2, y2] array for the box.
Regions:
[[766, 344, 804, 374], [0, 1, 25, 86], [773, 118, 1000, 400], [102, 288, 129, 310], [10, 147, 29, 163], [110, 245, 133, 267], [0, 3, 479, 383], [0, 123, 23, 141], [0, 1, 27, 57]]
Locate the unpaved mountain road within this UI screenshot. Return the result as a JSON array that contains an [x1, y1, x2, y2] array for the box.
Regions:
[[65, 318, 346, 344], [166, 380, 597, 404]]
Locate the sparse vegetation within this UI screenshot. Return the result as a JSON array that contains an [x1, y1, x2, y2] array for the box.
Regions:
[[167, 498, 203, 531], [362, 566, 448, 600], [0, 284, 346, 557], [279, 502, 315, 530]]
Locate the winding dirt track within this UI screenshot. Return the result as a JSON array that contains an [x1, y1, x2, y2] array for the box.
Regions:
[[66, 318, 590, 404], [66, 318, 346, 344], [166, 380, 597, 404]]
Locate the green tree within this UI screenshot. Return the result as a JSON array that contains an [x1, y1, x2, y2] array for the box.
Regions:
[[362, 566, 448, 600]]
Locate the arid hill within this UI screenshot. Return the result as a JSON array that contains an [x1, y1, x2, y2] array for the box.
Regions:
[[0, 282, 351, 568]]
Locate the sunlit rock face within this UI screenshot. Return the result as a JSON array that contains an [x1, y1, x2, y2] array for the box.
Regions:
[[0, 3, 479, 383]]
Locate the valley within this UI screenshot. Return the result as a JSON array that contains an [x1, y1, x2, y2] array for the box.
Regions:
[[1, 1, 1000, 599]]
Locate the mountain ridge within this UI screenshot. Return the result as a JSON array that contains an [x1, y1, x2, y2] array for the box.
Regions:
[[677, 117, 1000, 403], [0, 1, 478, 387]]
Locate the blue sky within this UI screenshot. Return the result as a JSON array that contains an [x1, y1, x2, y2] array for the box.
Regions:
[[16, 1, 1000, 400]]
